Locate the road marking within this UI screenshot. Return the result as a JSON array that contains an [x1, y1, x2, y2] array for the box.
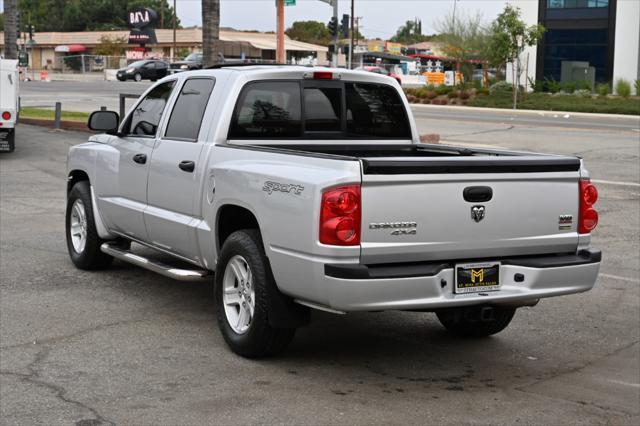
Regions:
[[606, 379, 640, 388], [599, 273, 640, 283], [592, 179, 640, 188]]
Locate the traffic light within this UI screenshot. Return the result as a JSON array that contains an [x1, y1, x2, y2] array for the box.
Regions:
[[341, 14, 350, 39], [16, 12, 21, 39], [327, 16, 338, 38]]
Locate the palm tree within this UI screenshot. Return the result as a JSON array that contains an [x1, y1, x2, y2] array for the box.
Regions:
[[3, 0, 18, 59], [202, 0, 220, 67]]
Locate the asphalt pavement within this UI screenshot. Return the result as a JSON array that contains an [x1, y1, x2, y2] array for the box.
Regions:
[[1, 87, 639, 424]]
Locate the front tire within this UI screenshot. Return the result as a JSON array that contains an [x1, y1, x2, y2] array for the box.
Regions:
[[436, 305, 516, 337], [215, 230, 296, 358], [134, 73, 142, 82], [65, 181, 113, 270]]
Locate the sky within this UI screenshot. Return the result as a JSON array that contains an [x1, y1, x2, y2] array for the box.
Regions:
[[175, 0, 514, 39]]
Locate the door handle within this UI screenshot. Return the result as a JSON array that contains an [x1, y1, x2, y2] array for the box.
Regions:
[[463, 186, 493, 202], [179, 160, 195, 173], [133, 153, 147, 164]]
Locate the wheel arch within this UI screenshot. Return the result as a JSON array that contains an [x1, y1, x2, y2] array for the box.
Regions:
[[67, 169, 90, 194], [216, 203, 262, 253]]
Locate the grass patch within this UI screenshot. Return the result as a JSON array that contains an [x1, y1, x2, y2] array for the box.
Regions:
[[19, 107, 89, 122], [469, 92, 640, 115]]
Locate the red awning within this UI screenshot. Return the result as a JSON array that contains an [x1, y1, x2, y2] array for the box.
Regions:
[[54, 44, 87, 53]]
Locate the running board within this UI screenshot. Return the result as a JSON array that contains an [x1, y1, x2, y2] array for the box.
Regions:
[[100, 242, 212, 282]]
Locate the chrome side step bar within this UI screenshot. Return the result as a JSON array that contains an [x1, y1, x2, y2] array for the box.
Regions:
[[101, 242, 212, 282]]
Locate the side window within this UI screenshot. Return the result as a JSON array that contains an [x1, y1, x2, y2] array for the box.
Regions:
[[126, 80, 175, 136], [164, 78, 215, 141], [228, 82, 301, 138]]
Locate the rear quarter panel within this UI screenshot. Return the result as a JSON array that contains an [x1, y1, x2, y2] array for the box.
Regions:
[[199, 145, 361, 302]]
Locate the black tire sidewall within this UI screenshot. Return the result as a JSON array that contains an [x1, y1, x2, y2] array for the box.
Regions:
[[65, 181, 112, 270], [215, 230, 275, 355]]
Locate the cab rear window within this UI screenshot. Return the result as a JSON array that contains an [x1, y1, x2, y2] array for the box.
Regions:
[[228, 80, 410, 139]]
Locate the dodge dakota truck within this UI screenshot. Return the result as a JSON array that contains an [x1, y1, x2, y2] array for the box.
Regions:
[[66, 65, 601, 357]]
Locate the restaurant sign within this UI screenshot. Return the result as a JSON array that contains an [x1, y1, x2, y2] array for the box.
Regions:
[[128, 7, 158, 45]]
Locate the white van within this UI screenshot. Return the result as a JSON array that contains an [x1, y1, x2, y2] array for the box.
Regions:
[[0, 59, 19, 153]]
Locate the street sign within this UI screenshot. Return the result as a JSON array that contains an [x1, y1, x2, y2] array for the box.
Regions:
[[285, 0, 296, 5]]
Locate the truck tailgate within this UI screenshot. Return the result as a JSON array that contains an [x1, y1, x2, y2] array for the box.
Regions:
[[360, 155, 582, 264]]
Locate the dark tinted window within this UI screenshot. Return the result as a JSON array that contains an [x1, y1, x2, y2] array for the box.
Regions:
[[345, 83, 410, 138], [303, 87, 342, 132], [127, 80, 175, 136], [165, 78, 215, 141], [229, 82, 301, 138]]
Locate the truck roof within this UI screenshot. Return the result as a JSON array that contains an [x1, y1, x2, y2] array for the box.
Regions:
[[178, 65, 399, 86]]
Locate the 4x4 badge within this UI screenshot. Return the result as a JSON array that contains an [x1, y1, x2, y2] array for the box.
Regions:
[[471, 205, 485, 222]]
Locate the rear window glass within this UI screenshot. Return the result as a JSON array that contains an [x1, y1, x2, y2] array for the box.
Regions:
[[228, 80, 410, 139], [228, 81, 301, 138], [345, 83, 410, 138]]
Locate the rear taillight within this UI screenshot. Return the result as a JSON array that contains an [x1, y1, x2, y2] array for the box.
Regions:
[[579, 178, 599, 234], [319, 185, 361, 246], [1, 111, 10, 120]]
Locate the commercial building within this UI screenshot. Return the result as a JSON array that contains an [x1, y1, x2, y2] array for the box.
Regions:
[[0, 28, 328, 70], [512, 0, 639, 94]]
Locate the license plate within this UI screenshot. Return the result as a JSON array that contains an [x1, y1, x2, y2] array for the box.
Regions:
[[455, 262, 500, 294]]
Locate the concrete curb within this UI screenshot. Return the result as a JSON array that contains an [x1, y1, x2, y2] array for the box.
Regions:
[[409, 102, 640, 120], [19, 118, 90, 132]]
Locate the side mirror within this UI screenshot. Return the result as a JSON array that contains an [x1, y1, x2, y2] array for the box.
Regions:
[[88, 111, 119, 134]]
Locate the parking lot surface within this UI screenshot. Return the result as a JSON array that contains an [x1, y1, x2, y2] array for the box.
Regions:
[[1, 118, 638, 424]]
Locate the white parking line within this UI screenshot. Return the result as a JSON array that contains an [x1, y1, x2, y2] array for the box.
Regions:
[[607, 379, 640, 388], [599, 273, 640, 283], [592, 179, 640, 188]]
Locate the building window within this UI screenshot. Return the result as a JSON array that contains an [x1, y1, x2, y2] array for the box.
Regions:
[[547, 0, 609, 8], [542, 28, 609, 82]]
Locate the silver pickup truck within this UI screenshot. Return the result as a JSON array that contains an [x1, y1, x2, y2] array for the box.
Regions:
[[66, 65, 601, 357]]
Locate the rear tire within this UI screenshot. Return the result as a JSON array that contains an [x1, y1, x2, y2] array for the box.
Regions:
[[436, 305, 516, 337], [215, 229, 296, 358], [65, 181, 114, 270], [134, 73, 142, 82]]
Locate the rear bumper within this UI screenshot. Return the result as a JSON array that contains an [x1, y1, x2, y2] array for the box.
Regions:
[[288, 249, 601, 312]]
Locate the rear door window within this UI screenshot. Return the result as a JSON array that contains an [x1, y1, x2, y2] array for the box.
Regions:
[[228, 81, 301, 138], [165, 78, 215, 141]]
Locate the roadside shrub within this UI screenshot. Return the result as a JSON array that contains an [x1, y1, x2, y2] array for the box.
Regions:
[[561, 81, 576, 94], [528, 77, 545, 93], [426, 90, 438, 100], [447, 91, 459, 99], [615, 79, 631, 98], [596, 83, 609, 97], [476, 87, 490, 96], [635, 80, 640, 96], [545, 78, 561, 94], [576, 80, 592, 91], [435, 85, 453, 96], [460, 91, 471, 100], [404, 88, 418, 96], [420, 98, 431, 104], [574, 89, 591, 98], [489, 81, 513, 95]]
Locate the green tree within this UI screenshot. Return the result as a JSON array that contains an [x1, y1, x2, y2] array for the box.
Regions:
[[14, 1, 179, 32], [485, 4, 545, 106], [435, 10, 488, 81], [286, 20, 332, 45], [390, 18, 433, 44]]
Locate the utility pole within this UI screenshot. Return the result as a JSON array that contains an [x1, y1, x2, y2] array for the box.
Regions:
[[349, 0, 354, 69], [172, 0, 177, 60], [3, 0, 18, 59], [276, 0, 285, 63]]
